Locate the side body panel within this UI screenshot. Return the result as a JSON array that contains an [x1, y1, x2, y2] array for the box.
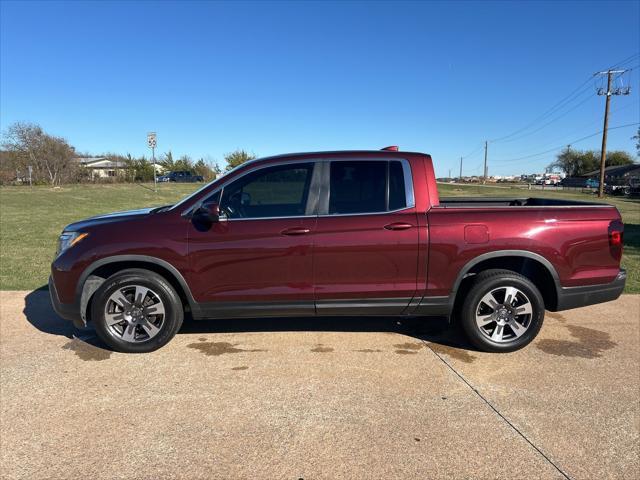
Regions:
[[313, 211, 420, 313], [312, 155, 430, 315], [426, 206, 623, 297], [187, 217, 316, 304], [51, 211, 190, 304]]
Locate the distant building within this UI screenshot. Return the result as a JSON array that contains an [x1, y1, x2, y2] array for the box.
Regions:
[[76, 157, 124, 179], [583, 163, 640, 184], [75, 157, 164, 180]]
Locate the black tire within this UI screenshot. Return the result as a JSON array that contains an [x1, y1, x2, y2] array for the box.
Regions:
[[91, 269, 184, 353], [459, 269, 544, 353]]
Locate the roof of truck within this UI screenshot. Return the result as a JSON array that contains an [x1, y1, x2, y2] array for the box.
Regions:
[[253, 149, 431, 163]]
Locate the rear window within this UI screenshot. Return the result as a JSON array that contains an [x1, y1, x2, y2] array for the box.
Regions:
[[328, 160, 408, 215], [329, 161, 386, 214]]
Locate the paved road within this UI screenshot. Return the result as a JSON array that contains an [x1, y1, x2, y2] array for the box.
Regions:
[[1, 291, 638, 479]]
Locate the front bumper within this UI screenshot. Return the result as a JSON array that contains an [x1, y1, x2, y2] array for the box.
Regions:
[[49, 276, 84, 329], [555, 269, 626, 311]]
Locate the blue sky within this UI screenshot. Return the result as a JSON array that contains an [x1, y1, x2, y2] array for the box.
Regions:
[[1, 0, 638, 176]]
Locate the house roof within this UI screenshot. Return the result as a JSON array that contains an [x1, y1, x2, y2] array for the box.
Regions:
[[75, 157, 123, 168], [76, 157, 106, 164], [584, 163, 640, 178]]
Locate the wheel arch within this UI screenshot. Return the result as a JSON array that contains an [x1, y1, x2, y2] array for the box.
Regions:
[[76, 255, 197, 324], [451, 250, 560, 312]]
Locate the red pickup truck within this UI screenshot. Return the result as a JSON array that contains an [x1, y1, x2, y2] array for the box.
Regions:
[[50, 149, 626, 353]]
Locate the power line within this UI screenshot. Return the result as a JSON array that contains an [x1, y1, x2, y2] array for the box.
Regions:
[[461, 142, 484, 159], [459, 54, 639, 172], [489, 78, 593, 143], [491, 122, 639, 164], [488, 52, 639, 144], [608, 52, 639, 70], [494, 90, 594, 144], [490, 100, 638, 160]]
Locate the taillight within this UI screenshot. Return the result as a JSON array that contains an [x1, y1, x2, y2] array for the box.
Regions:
[[609, 230, 622, 246], [608, 220, 624, 261]]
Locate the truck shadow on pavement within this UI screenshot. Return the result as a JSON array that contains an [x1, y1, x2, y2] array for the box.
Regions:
[[24, 286, 81, 339], [23, 287, 477, 354]]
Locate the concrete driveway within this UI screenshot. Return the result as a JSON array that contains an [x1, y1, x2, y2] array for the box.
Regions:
[[1, 290, 638, 479]]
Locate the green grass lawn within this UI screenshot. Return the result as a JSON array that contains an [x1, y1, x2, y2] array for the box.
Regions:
[[1, 182, 638, 292], [0, 183, 200, 290]]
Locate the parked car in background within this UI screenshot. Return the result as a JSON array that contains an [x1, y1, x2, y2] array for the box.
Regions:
[[560, 177, 586, 188], [157, 171, 204, 183], [605, 177, 640, 196], [585, 178, 600, 189], [50, 149, 626, 354], [545, 174, 562, 185], [605, 183, 629, 196], [628, 178, 640, 197]]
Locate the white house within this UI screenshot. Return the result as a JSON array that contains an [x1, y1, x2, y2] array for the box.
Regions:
[[76, 157, 123, 179]]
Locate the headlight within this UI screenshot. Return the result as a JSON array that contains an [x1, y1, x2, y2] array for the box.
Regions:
[[56, 232, 89, 257]]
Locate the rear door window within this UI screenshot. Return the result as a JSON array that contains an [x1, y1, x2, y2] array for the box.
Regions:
[[388, 160, 407, 211], [328, 160, 408, 214], [329, 161, 386, 214]]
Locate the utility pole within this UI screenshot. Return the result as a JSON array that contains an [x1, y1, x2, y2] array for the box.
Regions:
[[483, 141, 488, 184], [449, 168, 452, 179], [594, 69, 630, 197], [459, 156, 463, 180]]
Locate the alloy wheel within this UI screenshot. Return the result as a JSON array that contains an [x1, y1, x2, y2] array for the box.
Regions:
[[475, 286, 533, 343], [104, 285, 165, 343]]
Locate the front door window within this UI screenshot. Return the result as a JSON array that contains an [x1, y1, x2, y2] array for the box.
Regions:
[[220, 163, 314, 219]]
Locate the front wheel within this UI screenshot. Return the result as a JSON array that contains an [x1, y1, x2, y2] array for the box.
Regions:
[[91, 269, 184, 353], [459, 269, 545, 353]]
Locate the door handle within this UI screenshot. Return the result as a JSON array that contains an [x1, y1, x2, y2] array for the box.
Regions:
[[384, 222, 414, 231], [281, 227, 310, 236]]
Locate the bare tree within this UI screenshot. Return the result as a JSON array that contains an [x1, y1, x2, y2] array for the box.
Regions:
[[2, 122, 76, 186]]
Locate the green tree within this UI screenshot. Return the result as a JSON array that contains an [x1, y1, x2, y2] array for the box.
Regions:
[[174, 154, 194, 172], [549, 147, 598, 177], [193, 158, 224, 181], [193, 158, 208, 178], [123, 154, 155, 182], [632, 127, 640, 157], [224, 149, 256, 172], [159, 151, 195, 173], [549, 148, 634, 177], [605, 150, 635, 168], [159, 151, 175, 171]]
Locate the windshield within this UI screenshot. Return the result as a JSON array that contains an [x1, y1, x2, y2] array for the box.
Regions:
[[169, 160, 257, 211]]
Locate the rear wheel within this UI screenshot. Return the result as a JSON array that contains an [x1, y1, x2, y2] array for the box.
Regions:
[[92, 269, 184, 353], [459, 269, 544, 353]]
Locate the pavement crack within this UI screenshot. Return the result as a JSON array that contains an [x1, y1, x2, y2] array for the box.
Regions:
[[422, 341, 572, 480]]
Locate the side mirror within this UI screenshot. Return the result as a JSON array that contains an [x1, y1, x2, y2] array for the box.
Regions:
[[194, 202, 220, 223]]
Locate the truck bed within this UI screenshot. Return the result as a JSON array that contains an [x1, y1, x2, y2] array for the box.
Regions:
[[437, 197, 610, 208]]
